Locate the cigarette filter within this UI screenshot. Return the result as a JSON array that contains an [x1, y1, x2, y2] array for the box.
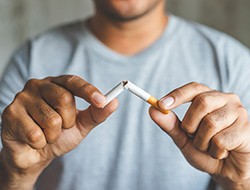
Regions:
[[124, 81, 169, 114], [104, 80, 169, 114]]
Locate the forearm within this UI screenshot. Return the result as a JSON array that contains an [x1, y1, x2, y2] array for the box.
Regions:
[[0, 151, 38, 190]]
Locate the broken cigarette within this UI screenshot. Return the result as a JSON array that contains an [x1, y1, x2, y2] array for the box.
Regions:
[[105, 81, 125, 105], [104, 80, 169, 114]]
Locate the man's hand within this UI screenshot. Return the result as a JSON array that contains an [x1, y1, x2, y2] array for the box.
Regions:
[[149, 82, 250, 190], [0, 75, 118, 190]]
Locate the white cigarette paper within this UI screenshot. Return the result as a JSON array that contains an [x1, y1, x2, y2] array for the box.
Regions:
[[123, 81, 151, 102], [104, 80, 169, 114], [105, 81, 125, 105]]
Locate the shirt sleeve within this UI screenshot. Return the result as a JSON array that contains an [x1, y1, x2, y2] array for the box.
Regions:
[[226, 41, 250, 117], [0, 42, 30, 149]]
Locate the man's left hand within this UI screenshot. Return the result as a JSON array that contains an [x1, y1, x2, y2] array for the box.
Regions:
[[149, 82, 250, 190]]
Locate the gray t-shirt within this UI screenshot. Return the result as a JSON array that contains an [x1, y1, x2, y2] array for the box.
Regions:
[[0, 15, 250, 190]]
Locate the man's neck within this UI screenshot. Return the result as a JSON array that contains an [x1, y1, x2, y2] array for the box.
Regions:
[[89, 2, 168, 56]]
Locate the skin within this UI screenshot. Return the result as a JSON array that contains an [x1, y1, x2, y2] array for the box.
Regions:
[[0, 76, 119, 189], [0, 0, 249, 189], [90, 0, 167, 55], [150, 82, 250, 189]]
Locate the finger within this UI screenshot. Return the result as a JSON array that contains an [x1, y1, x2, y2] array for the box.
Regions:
[[181, 91, 230, 134], [209, 110, 249, 159], [76, 99, 119, 137], [26, 99, 63, 144], [158, 82, 211, 110], [208, 143, 229, 160], [149, 107, 190, 151], [148, 106, 221, 174], [50, 75, 106, 108], [2, 106, 46, 149], [39, 82, 76, 129], [193, 104, 239, 152]]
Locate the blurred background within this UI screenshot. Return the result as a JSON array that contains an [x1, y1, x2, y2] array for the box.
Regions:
[[0, 0, 250, 77]]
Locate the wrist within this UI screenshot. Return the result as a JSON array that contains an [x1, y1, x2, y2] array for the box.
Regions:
[[212, 175, 250, 190], [222, 181, 250, 190], [0, 149, 49, 190]]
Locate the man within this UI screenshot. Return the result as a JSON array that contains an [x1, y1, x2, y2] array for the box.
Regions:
[[0, 0, 250, 189]]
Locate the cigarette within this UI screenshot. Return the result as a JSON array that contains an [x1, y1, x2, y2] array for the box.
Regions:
[[104, 80, 169, 114], [105, 81, 125, 105], [123, 81, 169, 114]]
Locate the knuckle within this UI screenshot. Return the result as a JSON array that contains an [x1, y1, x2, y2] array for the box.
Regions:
[[81, 83, 95, 95], [14, 92, 29, 101], [63, 75, 77, 84], [46, 114, 62, 129], [202, 115, 217, 131], [2, 105, 16, 119], [210, 152, 222, 160], [44, 76, 53, 81], [24, 78, 40, 89], [239, 107, 249, 120], [27, 129, 44, 144], [2, 104, 20, 126], [63, 121, 75, 129], [190, 82, 205, 91], [190, 81, 200, 87], [211, 135, 224, 149], [59, 92, 75, 107], [193, 94, 209, 111], [62, 115, 76, 129], [45, 129, 60, 143], [228, 93, 241, 102], [174, 88, 186, 100]]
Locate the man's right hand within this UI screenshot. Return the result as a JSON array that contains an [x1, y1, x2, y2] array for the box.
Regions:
[[0, 75, 118, 190]]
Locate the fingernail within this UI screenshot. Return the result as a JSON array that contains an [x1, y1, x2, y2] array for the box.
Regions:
[[160, 96, 174, 109], [92, 92, 106, 105]]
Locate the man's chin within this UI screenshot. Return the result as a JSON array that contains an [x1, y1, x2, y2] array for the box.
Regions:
[[104, 10, 151, 22], [94, 0, 163, 22]]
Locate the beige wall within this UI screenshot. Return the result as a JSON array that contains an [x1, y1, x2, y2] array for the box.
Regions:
[[0, 0, 94, 75], [167, 0, 250, 48], [0, 0, 249, 76]]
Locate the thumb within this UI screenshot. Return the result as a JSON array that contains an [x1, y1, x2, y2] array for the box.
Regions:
[[76, 99, 119, 137], [149, 107, 220, 173], [149, 107, 190, 151]]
